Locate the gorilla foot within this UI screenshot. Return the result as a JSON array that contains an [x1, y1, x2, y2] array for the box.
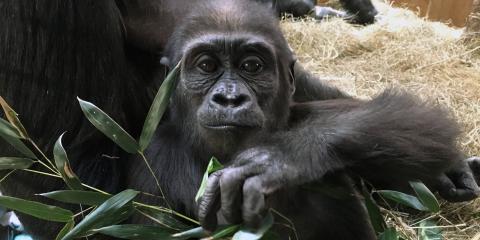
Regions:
[[344, 9, 378, 25]]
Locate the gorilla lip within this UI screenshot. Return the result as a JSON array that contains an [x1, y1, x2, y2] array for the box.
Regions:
[[203, 123, 258, 131]]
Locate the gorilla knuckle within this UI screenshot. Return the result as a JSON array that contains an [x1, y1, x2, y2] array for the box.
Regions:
[[243, 177, 267, 195], [219, 169, 241, 189]]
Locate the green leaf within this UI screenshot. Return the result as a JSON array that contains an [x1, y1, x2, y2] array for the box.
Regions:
[[54, 134, 83, 190], [377, 190, 428, 211], [40, 190, 110, 206], [361, 183, 386, 234], [0, 96, 29, 138], [0, 119, 37, 159], [61, 189, 139, 240], [0, 118, 22, 138], [78, 98, 139, 154], [0, 157, 34, 170], [56, 220, 75, 240], [417, 220, 442, 240], [410, 181, 440, 213], [0, 195, 73, 222], [139, 62, 181, 151], [195, 157, 224, 202], [93, 225, 174, 239], [379, 228, 399, 240], [209, 225, 240, 239], [135, 205, 192, 230], [171, 227, 208, 239], [233, 212, 274, 240]]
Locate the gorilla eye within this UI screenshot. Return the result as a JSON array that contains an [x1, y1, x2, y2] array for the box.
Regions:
[[240, 58, 263, 74], [196, 56, 218, 73]]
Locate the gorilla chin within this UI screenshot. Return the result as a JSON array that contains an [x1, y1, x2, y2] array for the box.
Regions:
[[197, 108, 265, 154]]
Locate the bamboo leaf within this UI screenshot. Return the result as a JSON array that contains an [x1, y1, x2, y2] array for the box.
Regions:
[[61, 189, 139, 240], [0, 157, 34, 170], [0, 96, 28, 138], [232, 212, 274, 240], [56, 220, 75, 240], [417, 220, 442, 240], [139, 62, 181, 151], [210, 225, 240, 239], [362, 186, 386, 234], [135, 205, 192, 230], [0, 119, 37, 159], [171, 227, 208, 239], [361, 181, 385, 234], [377, 190, 428, 211], [410, 181, 440, 213], [195, 157, 224, 202], [54, 134, 83, 190], [40, 190, 110, 206], [379, 228, 399, 240], [93, 225, 174, 239], [78, 98, 139, 154], [0, 195, 73, 222]]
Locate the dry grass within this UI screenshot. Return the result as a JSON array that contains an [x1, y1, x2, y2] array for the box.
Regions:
[[281, 1, 480, 239]]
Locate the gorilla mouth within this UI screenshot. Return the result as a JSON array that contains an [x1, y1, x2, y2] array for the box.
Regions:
[[203, 122, 258, 131]]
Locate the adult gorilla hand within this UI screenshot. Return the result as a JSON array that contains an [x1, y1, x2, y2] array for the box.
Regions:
[[197, 147, 301, 231], [435, 157, 480, 202]]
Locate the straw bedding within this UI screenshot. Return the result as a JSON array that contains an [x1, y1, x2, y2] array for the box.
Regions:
[[281, 1, 480, 238]]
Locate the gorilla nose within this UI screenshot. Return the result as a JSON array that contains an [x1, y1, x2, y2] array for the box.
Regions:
[[211, 92, 251, 108]]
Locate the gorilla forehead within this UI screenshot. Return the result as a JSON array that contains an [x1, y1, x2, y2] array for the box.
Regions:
[[182, 33, 277, 59], [167, 0, 292, 63]]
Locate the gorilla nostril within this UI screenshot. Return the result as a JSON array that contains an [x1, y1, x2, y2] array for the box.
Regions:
[[212, 93, 250, 108], [212, 93, 229, 106], [232, 94, 249, 107]]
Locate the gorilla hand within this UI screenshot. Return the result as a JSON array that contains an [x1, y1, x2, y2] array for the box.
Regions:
[[198, 147, 301, 231], [436, 157, 480, 202]]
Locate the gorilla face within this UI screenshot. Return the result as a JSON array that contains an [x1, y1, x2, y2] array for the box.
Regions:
[[175, 33, 286, 153]]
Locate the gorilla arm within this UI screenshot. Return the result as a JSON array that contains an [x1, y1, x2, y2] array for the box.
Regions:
[[293, 65, 480, 202], [198, 90, 470, 230]]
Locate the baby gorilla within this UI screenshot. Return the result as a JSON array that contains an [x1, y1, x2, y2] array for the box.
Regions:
[[128, 0, 464, 239]]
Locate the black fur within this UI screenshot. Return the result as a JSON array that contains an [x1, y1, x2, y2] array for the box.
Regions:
[[339, 0, 378, 24], [128, 1, 464, 239], [0, 0, 153, 238], [0, 0, 477, 239]]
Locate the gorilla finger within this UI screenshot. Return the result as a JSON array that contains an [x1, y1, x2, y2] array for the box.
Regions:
[[219, 165, 267, 223], [467, 157, 480, 182], [436, 174, 458, 201], [437, 174, 478, 202], [445, 188, 479, 202], [242, 176, 268, 230], [198, 171, 222, 231], [454, 172, 480, 192], [218, 168, 247, 224]]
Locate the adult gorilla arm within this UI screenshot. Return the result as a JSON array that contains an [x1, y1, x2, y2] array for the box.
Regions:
[[198, 90, 471, 230]]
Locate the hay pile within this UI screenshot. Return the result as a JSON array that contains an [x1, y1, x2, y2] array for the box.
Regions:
[[281, 1, 480, 239]]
